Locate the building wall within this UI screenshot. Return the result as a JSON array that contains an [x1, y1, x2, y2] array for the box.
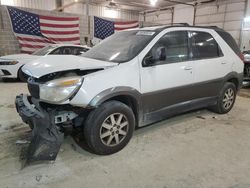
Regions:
[[140, 0, 246, 47], [63, 0, 139, 21], [0, 0, 56, 10], [195, 0, 245, 45]]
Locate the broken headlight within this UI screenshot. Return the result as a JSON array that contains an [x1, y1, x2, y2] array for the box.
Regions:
[[39, 76, 83, 103]]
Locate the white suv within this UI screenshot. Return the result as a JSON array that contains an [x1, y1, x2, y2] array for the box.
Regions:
[[16, 25, 244, 162]]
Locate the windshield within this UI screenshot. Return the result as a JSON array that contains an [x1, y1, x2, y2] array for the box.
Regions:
[[32, 45, 57, 56], [82, 30, 156, 63]]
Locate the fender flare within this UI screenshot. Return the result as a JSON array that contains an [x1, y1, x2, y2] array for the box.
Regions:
[[88, 86, 141, 108]]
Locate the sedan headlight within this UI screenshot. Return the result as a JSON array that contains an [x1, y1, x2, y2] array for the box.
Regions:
[[39, 76, 83, 103], [0, 60, 19, 65]]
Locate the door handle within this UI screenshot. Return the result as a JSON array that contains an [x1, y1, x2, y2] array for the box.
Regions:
[[221, 62, 227, 64], [183, 66, 192, 70]]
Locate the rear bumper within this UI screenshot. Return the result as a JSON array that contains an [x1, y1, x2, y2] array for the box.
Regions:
[[15, 94, 65, 162]]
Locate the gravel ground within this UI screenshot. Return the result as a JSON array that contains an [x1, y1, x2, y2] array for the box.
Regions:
[[0, 81, 250, 188]]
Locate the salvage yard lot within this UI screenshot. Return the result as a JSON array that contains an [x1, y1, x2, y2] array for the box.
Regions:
[[0, 82, 250, 188]]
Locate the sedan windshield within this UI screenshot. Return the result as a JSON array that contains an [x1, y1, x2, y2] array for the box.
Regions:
[[82, 30, 156, 63], [32, 45, 57, 56]]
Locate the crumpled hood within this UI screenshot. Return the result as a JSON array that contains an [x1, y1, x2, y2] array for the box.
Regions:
[[22, 55, 118, 78], [0, 54, 38, 62]]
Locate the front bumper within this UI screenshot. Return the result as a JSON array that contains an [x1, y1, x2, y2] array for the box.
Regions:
[[15, 94, 64, 163], [0, 64, 20, 78]]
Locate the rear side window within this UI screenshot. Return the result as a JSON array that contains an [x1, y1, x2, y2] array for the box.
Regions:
[[190, 31, 223, 60], [216, 30, 241, 56]]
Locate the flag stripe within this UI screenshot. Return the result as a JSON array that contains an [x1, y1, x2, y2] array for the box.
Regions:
[[39, 15, 79, 21], [39, 19, 79, 25], [39, 33, 80, 39], [20, 41, 53, 46], [40, 23, 79, 28], [40, 27, 79, 32], [41, 30, 79, 35], [17, 36, 52, 43], [21, 43, 46, 48]]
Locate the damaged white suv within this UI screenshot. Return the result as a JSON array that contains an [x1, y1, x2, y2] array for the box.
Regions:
[[16, 25, 243, 162]]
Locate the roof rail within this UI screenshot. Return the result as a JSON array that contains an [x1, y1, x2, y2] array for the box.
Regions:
[[140, 22, 189, 28]]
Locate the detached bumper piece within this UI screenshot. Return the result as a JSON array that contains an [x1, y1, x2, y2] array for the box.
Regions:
[[15, 94, 64, 163]]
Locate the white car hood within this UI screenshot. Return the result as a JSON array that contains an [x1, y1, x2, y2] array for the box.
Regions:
[[0, 54, 38, 61], [22, 55, 118, 78]]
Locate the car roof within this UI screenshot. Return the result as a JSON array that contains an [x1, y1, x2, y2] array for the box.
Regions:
[[131, 24, 224, 33], [49, 44, 90, 48]]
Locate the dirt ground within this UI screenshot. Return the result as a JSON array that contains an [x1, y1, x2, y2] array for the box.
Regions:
[[0, 81, 250, 188]]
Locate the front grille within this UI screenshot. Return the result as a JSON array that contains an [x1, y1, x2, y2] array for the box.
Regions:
[[27, 78, 40, 99]]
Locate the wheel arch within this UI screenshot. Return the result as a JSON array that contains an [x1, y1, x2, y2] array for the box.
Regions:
[[88, 87, 141, 126], [224, 72, 243, 91]]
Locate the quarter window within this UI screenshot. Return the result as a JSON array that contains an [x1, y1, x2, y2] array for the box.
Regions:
[[191, 31, 223, 59]]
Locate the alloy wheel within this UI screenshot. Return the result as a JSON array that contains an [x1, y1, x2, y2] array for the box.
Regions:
[[99, 113, 129, 147], [222, 88, 235, 110]]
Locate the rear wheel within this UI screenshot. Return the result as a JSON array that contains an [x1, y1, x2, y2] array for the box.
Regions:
[[84, 100, 135, 155], [210, 82, 236, 114]]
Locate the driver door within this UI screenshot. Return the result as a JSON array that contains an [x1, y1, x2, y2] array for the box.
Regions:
[[140, 30, 194, 115]]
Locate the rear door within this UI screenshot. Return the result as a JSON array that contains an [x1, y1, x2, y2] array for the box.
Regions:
[[189, 30, 231, 99]]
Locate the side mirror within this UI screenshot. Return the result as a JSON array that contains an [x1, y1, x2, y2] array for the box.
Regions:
[[143, 55, 154, 66], [143, 46, 166, 67]]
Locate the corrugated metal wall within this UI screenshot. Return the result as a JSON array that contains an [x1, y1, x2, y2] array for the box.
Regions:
[[62, 0, 139, 21], [1, 0, 139, 20], [140, 0, 246, 46], [195, 0, 246, 45], [11, 0, 56, 10]]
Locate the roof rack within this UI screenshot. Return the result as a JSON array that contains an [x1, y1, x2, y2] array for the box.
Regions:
[[139, 22, 190, 28]]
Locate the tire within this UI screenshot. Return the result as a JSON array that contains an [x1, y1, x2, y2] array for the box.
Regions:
[[210, 82, 237, 114], [84, 100, 135, 155]]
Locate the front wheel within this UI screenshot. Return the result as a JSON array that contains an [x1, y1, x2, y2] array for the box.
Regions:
[[84, 101, 135, 155], [210, 82, 237, 114]]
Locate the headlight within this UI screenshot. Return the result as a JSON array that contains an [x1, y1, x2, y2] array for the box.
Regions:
[[0, 61, 19, 65], [39, 76, 83, 103]]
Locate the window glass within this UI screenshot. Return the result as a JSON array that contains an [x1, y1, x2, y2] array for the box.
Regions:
[[82, 30, 156, 63], [72, 47, 88, 55], [32, 45, 56, 56], [146, 31, 189, 65], [50, 47, 72, 55], [191, 31, 223, 59]]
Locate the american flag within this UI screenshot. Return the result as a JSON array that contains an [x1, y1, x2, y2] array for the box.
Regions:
[[7, 6, 80, 54], [94, 16, 139, 40]]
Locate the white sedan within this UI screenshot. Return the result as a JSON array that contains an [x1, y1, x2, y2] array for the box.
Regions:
[[0, 44, 90, 80]]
